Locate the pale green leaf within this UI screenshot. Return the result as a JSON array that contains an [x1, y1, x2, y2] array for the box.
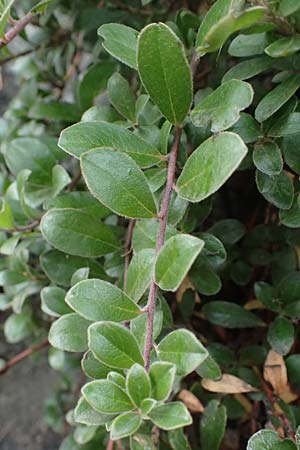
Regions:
[[155, 234, 204, 292], [66, 279, 140, 322], [88, 321, 144, 369], [125, 249, 155, 302], [81, 148, 157, 219], [148, 402, 192, 430], [108, 73, 136, 122], [82, 380, 133, 414], [98, 24, 138, 69], [41, 208, 119, 257], [137, 23, 192, 125], [191, 80, 253, 132], [49, 313, 90, 352], [126, 363, 151, 406], [157, 329, 208, 376], [58, 121, 162, 168], [111, 412, 141, 440], [176, 132, 247, 202], [149, 361, 176, 401]]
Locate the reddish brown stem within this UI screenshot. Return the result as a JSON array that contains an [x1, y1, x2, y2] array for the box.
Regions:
[[0, 11, 35, 49], [106, 439, 114, 450], [143, 127, 182, 371], [0, 337, 49, 375]]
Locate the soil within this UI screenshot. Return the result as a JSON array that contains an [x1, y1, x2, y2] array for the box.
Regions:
[[0, 347, 62, 450]]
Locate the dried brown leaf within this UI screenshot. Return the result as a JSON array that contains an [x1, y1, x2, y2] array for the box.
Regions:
[[202, 374, 258, 394], [177, 389, 204, 413]]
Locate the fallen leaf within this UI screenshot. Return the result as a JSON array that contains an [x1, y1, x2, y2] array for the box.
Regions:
[[177, 389, 204, 413], [202, 374, 258, 394], [244, 299, 264, 310], [263, 350, 298, 403]]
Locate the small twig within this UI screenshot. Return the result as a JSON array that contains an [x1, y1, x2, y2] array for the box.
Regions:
[[67, 171, 81, 192], [0, 49, 34, 65], [0, 11, 35, 49], [106, 439, 114, 450], [123, 219, 135, 290], [143, 127, 182, 371], [0, 337, 49, 375], [0, 219, 40, 233]]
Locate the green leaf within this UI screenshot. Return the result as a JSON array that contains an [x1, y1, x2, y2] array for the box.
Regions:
[[253, 142, 283, 176], [203, 301, 265, 329], [176, 132, 247, 202], [81, 351, 112, 379], [41, 209, 119, 257], [46, 192, 110, 219], [246, 430, 281, 450], [88, 321, 144, 369], [0, 199, 14, 229], [125, 249, 155, 303], [148, 402, 192, 430], [229, 32, 270, 57], [0, 0, 15, 36], [255, 75, 300, 122], [82, 380, 133, 414], [256, 170, 294, 209], [58, 121, 162, 168], [132, 219, 177, 252], [157, 329, 208, 376], [197, 4, 266, 56], [108, 73, 136, 122], [29, 101, 81, 122], [31, 0, 55, 13], [74, 397, 115, 426], [283, 135, 300, 174], [191, 80, 253, 132], [81, 148, 157, 219], [41, 286, 72, 317], [40, 250, 107, 287], [98, 24, 138, 69], [66, 279, 140, 322], [126, 363, 151, 406], [130, 310, 163, 352], [196, 354, 222, 380], [137, 23, 192, 125], [280, 195, 300, 228], [200, 400, 227, 450], [268, 112, 300, 137], [168, 428, 192, 450], [78, 62, 115, 111], [155, 234, 204, 292], [278, 0, 300, 16], [222, 56, 273, 82], [149, 361, 176, 401], [49, 313, 90, 352], [265, 36, 300, 58], [4, 310, 34, 343], [111, 412, 141, 440], [267, 317, 294, 355], [231, 113, 260, 144]]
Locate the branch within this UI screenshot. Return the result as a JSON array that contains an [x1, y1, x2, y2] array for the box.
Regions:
[[143, 127, 182, 371], [0, 11, 35, 49], [0, 337, 49, 375], [106, 439, 114, 450]]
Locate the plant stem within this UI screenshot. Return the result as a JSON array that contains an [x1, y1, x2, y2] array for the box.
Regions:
[[106, 438, 114, 450], [0, 11, 35, 49], [0, 337, 49, 375], [143, 127, 182, 371]]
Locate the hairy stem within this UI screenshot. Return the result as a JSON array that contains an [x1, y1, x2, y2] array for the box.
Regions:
[[0, 11, 35, 49], [0, 337, 48, 375], [143, 127, 182, 371]]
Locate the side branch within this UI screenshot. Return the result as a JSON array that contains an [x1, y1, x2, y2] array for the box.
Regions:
[[0, 337, 48, 375], [0, 11, 35, 49], [143, 127, 182, 371]]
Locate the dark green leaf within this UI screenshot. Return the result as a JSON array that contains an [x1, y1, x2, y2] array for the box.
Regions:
[[203, 301, 265, 328], [82, 380, 133, 414], [267, 316, 294, 355], [200, 400, 227, 450], [98, 24, 138, 69]]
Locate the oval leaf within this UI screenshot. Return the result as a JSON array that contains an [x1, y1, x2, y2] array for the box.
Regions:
[[58, 121, 161, 168], [82, 380, 133, 414], [49, 313, 90, 352], [155, 234, 204, 291], [203, 301, 265, 328], [126, 363, 151, 407], [66, 279, 141, 322], [41, 208, 119, 257], [148, 402, 192, 430], [98, 24, 138, 69], [176, 132, 247, 203], [191, 80, 254, 132], [88, 321, 144, 369], [157, 329, 208, 376], [81, 148, 157, 219], [137, 23, 192, 125]]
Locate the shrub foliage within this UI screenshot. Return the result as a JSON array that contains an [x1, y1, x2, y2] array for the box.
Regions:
[[1, 0, 300, 449]]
